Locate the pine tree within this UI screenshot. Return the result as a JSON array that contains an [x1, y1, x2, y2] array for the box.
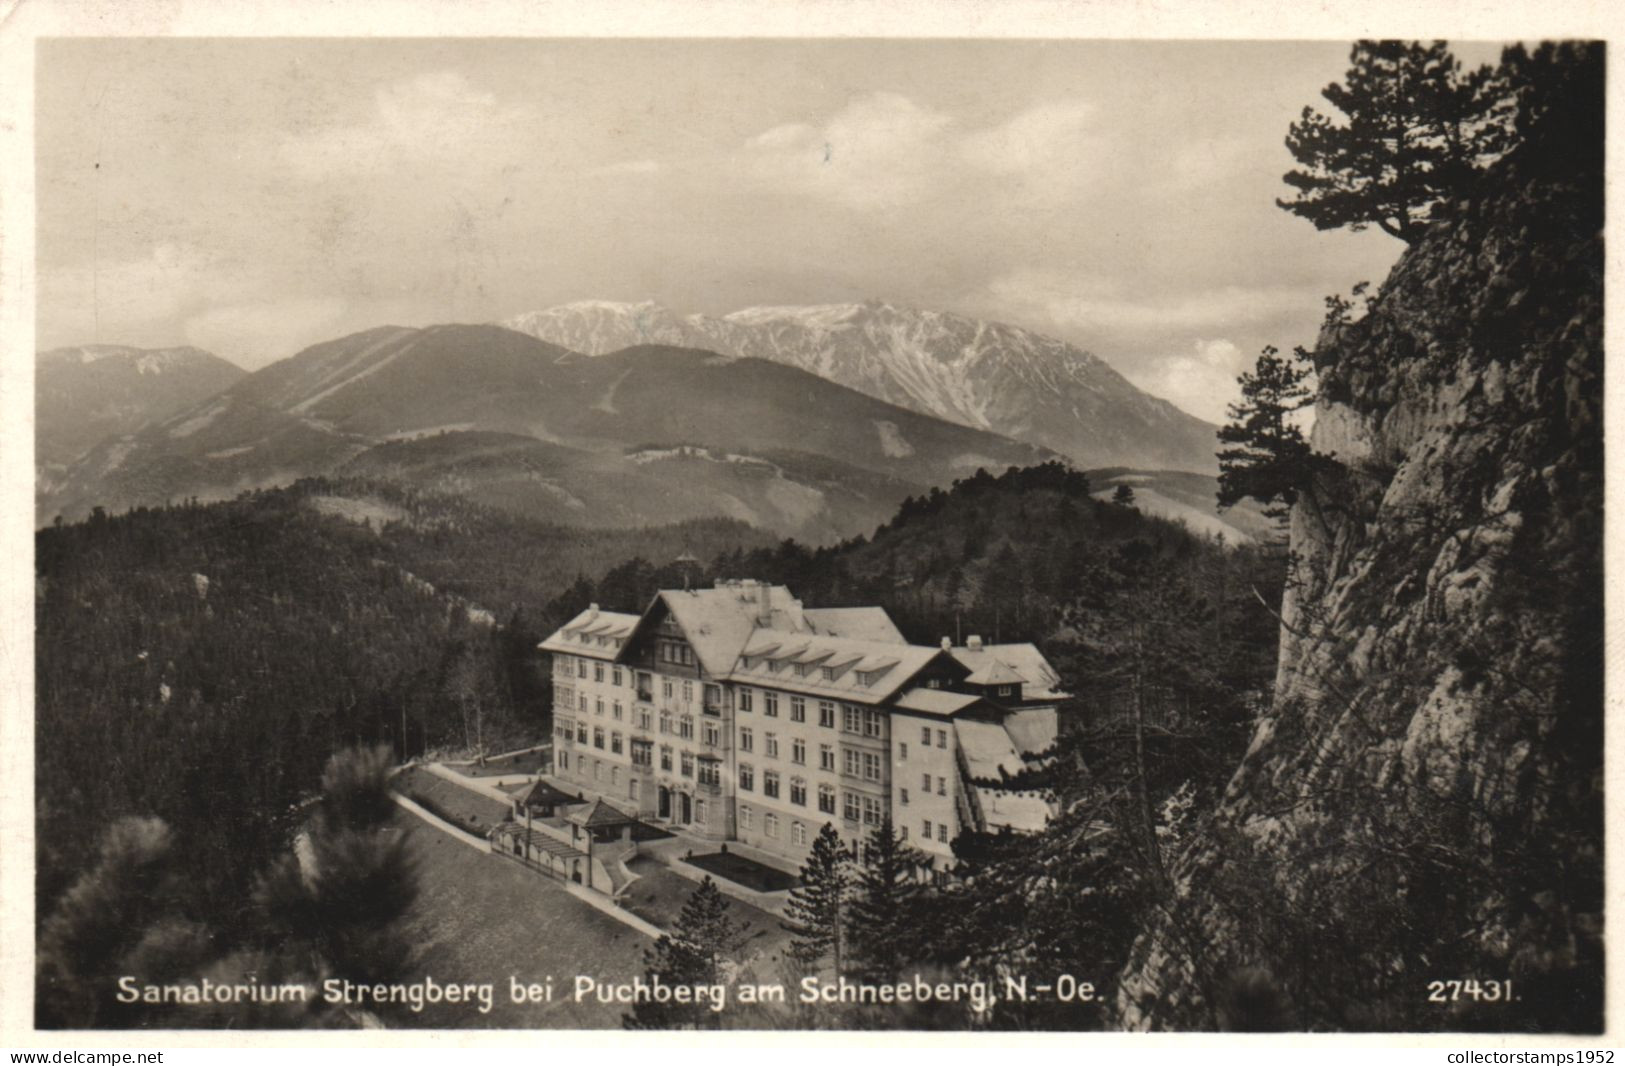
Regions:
[[847, 818, 922, 980], [783, 823, 851, 974], [1112, 484, 1136, 507], [1279, 40, 1507, 242], [1216, 345, 1319, 520], [626, 876, 739, 1029]]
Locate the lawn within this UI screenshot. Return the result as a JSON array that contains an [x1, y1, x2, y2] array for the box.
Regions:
[[392, 766, 513, 837], [686, 850, 798, 893], [386, 810, 651, 1029], [621, 856, 794, 970]]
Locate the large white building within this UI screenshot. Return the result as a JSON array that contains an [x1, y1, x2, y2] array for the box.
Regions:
[[539, 579, 1068, 872]]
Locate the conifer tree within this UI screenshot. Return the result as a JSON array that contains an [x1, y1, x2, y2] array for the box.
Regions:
[[783, 823, 851, 974], [626, 876, 739, 1029], [847, 818, 921, 980], [1216, 345, 1318, 520], [1279, 40, 1507, 242]]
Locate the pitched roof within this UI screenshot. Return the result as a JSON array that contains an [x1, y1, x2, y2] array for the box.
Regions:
[[892, 689, 983, 717], [659, 585, 804, 677], [975, 787, 1055, 833], [565, 798, 635, 828], [728, 632, 945, 704], [965, 660, 1026, 686], [538, 607, 642, 661], [949, 643, 1069, 701], [803, 607, 906, 644], [955, 718, 1025, 779]]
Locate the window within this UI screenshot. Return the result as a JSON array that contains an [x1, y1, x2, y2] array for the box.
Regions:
[[927, 677, 943, 689], [613, 666, 624, 687], [937, 729, 948, 749], [579, 694, 588, 713], [863, 752, 881, 782], [595, 698, 604, 716], [638, 707, 652, 730], [560, 751, 569, 770], [999, 685, 1014, 697], [611, 732, 623, 754], [739, 764, 754, 791], [818, 785, 836, 814], [901, 788, 910, 806], [576, 722, 587, 743], [863, 710, 882, 738], [764, 813, 779, 839], [790, 696, 806, 723], [577, 660, 587, 678], [862, 795, 881, 827], [613, 701, 623, 721], [819, 701, 835, 728], [843, 705, 861, 733], [740, 805, 754, 831], [765, 733, 779, 759], [593, 727, 605, 750], [680, 715, 694, 740], [790, 779, 807, 806], [663, 679, 674, 700], [703, 721, 720, 747], [923, 819, 933, 839], [683, 681, 694, 703], [699, 760, 720, 786], [843, 792, 861, 822], [922, 773, 931, 791], [739, 727, 754, 753], [793, 663, 809, 678], [792, 738, 806, 765], [739, 689, 754, 713], [921, 726, 931, 744], [791, 821, 807, 846], [704, 683, 722, 711], [680, 752, 694, 777], [659, 711, 671, 734], [819, 744, 835, 772], [844, 749, 860, 776], [763, 771, 780, 799], [660, 747, 672, 772], [612, 766, 620, 786], [764, 691, 779, 717], [821, 666, 837, 681], [638, 672, 652, 697], [631, 778, 640, 801], [695, 800, 707, 825], [937, 776, 947, 796], [938, 823, 948, 843], [899, 742, 908, 760], [900, 826, 908, 840], [594, 663, 605, 683], [593, 760, 602, 781]]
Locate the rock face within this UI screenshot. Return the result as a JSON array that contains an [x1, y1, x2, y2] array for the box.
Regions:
[[1116, 126, 1603, 1029]]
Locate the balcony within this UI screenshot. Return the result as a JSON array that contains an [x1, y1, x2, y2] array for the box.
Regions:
[[702, 702, 723, 718]]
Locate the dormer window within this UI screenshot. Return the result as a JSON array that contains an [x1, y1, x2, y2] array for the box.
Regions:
[[998, 685, 1014, 697], [821, 666, 836, 681], [794, 663, 810, 677]]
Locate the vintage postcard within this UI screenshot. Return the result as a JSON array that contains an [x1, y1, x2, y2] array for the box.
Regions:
[[0, 0, 1614, 1047]]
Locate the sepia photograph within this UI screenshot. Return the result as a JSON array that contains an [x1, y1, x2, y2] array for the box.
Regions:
[[7, 11, 1607, 1040]]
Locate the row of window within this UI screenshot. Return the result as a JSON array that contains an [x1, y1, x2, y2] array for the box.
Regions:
[[921, 819, 951, 843], [736, 692, 885, 738], [738, 806, 808, 845]]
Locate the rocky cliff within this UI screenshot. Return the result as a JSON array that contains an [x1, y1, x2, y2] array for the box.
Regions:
[[1116, 68, 1604, 1032]]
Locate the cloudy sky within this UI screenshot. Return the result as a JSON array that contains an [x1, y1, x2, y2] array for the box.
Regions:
[[35, 38, 1507, 422]]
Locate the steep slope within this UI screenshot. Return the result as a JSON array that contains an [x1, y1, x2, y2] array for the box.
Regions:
[[1117, 76, 1603, 1031], [44, 325, 1053, 542], [501, 300, 1219, 473], [35, 345, 244, 504]]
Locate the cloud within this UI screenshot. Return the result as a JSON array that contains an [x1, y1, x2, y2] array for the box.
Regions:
[[1121, 338, 1255, 423], [40, 243, 238, 344], [739, 92, 955, 209], [182, 297, 352, 369], [281, 71, 535, 181], [986, 268, 1315, 336]]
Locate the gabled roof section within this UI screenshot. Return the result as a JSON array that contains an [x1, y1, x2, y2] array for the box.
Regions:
[[727, 633, 948, 704], [803, 607, 907, 644], [966, 660, 1026, 686], [893, 689, 984, 717], [539, 607, 642, 661], [949, 643, 1070, 701], [565, 798, 635, 828], [657, 584, 807, 677], [955, 718, 1025, 779]]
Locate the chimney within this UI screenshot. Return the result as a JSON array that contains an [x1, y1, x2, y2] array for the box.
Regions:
[[940, 637, 952, 650], [758, 584, 772, 624], [588, 603, 600, 620], [967, 635, 984, 651]]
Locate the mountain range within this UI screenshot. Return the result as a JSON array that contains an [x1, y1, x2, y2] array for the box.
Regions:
[[38, 303, 1250, 544], [41, 324, 1055, 542], [503, 299, 1219, 473]]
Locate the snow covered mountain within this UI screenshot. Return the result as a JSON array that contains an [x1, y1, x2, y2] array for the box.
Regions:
[[501, 299, 1219, 473]]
